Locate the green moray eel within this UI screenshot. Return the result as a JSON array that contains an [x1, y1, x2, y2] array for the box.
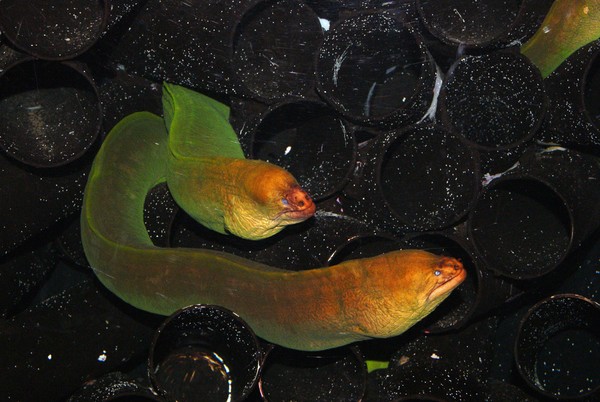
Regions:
[[522, 0, 600, 78], [81, 86, 466, 351], [162, 83, 315, 240]]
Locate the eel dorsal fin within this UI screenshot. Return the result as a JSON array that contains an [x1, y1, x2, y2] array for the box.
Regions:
[[162, 82, 245, 160]]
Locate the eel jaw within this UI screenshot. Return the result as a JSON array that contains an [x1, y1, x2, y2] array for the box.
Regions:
[[427, 257, 467, 302], [277, 185, 316, 221]]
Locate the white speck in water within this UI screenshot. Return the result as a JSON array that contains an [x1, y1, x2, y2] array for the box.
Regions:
[[47, 354, 52, 360], [431, 353, 441, 359], [543, 26, 551, 34], [98, 351, 107, 362], [319, 18, 330, 31], [284, 145, 292, 155]]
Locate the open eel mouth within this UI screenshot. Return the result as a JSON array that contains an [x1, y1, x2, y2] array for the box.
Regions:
[[427, 256, 467, 302], [277, 185, 316, 221]]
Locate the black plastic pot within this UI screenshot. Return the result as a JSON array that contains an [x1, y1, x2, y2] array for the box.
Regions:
[[438, 50, 547, 173], [344, 124, 481, 233], [236, 98, 356, 201], [148, 304, 262, 402], [316, 12, 437, 128], [0, 58, 102, 168], [0, 146, 91, 256], [68, 371, 164, 402], [0, 281, 159, 402], [97, 71, 163, 134], [0, 0, 110, 60], [0, 39, 28, 70], [468, 148, 600, 279], [96, 0, 322, 101], [0, 242, 57, 317], [258, 345, 366, 402], [514, 294, 600, 400], [416, 0, 552, 48], [230, 0, 323, 102]]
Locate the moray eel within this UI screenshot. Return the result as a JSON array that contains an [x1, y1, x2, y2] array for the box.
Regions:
[[522, 0, 600, 78], [162, 83, 315, 239], [81, 85, 465, 351]]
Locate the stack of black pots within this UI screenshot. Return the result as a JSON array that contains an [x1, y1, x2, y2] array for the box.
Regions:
[[0, 0, 598, 401]]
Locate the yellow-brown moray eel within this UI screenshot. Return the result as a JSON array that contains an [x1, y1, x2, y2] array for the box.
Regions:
[[81, 84, 466, 351]]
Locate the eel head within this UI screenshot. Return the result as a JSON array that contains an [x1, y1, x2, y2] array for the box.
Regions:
[[225, 160, 316, 240]]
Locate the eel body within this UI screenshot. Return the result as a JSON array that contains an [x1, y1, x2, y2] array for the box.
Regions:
[[81, 87, 466, 351], [522, 0, 600, 78]]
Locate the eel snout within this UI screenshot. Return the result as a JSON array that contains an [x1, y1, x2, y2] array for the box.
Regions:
[[428, 256, 466, 301], [281, 185, 316, 219]]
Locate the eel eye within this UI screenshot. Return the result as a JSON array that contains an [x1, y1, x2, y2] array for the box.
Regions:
[[434, 270, 441, 276], [281, 198, 289, 206]]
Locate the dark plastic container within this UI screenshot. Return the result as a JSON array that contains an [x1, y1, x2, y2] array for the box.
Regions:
[[316, 12, 437, 128], [515, 294, 600, 400], [468, 148, 600, 279], [149, 304, 262, 402]]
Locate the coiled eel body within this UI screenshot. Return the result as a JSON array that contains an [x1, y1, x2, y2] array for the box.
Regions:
[[81, 84, 465, 351]]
